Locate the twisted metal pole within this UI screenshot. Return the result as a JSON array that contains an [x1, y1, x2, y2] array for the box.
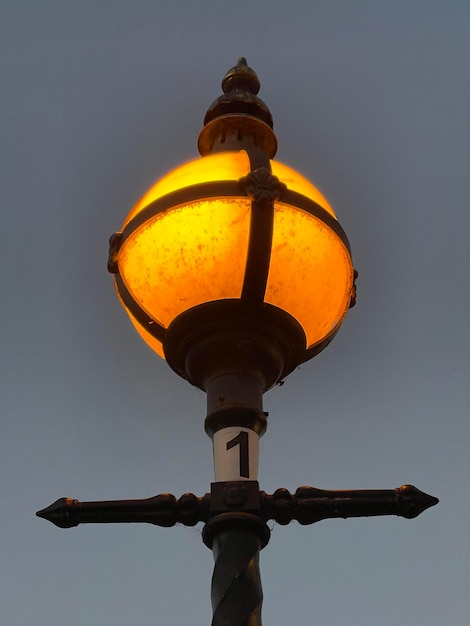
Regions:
[[202, 510, 270, 626]]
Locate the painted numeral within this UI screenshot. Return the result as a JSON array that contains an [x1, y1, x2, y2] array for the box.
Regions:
[[226, 430, 249, 478]]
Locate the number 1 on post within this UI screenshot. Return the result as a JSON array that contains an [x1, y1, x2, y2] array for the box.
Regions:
[[226, 431, 249, 478]]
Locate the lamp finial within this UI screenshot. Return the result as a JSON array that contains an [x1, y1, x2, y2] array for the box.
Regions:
[[198, 58, 276, 157], [222, 58, 260, 95]]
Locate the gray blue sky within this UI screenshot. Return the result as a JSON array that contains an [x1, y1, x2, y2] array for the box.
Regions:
[[1, 2, 469, 624]]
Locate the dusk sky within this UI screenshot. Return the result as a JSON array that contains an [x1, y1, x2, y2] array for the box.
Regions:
[[1, 2, 469, 625]]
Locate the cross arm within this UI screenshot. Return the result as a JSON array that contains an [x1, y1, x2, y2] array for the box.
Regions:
[[259, 484, 439, 525], [36, 492, 211, 529], [36, 483, 438, 530]]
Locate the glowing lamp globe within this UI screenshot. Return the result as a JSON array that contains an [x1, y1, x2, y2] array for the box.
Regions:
[[108, 59, 356, 393]]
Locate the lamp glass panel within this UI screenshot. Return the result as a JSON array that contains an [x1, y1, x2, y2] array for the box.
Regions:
[[131, 316, 165, 357], [270, 161, 336, 218], [113, 284, 166, 357], [118, 197, 252, 328], [123, 151, 251, 227], [266, 202, 353, 348]]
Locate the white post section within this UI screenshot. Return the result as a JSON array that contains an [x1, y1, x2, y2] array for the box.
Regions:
[[213, 427, 260, 481], [206, 373, 265, 482]]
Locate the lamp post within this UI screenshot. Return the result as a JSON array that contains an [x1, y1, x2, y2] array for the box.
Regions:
[[37, 58, 438, 626]]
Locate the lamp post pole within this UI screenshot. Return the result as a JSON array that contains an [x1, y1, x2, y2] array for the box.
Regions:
[[37, 59, 438, 626]]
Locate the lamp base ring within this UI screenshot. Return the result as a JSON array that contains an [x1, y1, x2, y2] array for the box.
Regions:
[[202, 512, 271, 550], [163, 300, 306, 392]]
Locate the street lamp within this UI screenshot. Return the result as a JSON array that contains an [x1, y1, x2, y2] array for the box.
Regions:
[[37, 58, 437, 626]]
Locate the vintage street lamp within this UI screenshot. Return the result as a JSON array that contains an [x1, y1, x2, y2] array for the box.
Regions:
[[37, 59, 437, 626]]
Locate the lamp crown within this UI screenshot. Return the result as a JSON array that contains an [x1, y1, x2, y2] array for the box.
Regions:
[[202, 58, 273, 129], [221, 57, 260, 95], [198, 58, 277, 157]]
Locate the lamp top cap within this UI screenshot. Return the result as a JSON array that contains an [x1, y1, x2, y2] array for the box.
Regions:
[[221, 57, 260, 95], [203, 57, 273, 129]]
